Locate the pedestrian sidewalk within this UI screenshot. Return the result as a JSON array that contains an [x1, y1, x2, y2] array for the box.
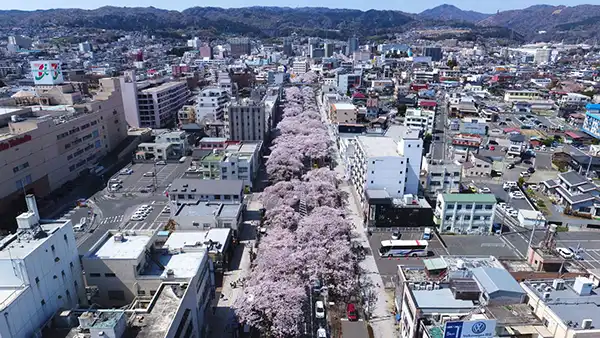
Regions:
[[340, 178, 397, 338], [209, 228, 255, 338]]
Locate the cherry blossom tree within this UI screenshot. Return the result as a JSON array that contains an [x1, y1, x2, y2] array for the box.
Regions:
[[260, 180, 301, 210], [263, 205, 300, 230], [266, 146, 304, 183]]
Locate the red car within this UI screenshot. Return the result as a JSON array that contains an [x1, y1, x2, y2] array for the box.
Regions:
[[347, 303, 358, 321]]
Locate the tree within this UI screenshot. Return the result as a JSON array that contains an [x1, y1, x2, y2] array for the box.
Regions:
[[447, 59, 458, 68], [518, 177, 525, 187]]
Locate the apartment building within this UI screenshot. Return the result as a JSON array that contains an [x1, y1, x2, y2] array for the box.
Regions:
[[177, 105, 196, 124], [0, 195, 85, 338], [404, 108, 435, 134], [330, 102, 358, 124], [229, 37, 251, 57], [434, 194, 496, 234], [0, 78, 128, 216], [120, 70, 190, 128], [186, 141, 261, 189], [195, 87, 230, 121], [420, 159, 462, 198], [503, 89, 542, 103], [346, 128, 422, 201]]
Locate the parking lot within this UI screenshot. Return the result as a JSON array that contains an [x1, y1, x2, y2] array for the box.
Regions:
[[368, 228, 448, 286], [110, 162, 189, 194], [441, 234, 522, 259]]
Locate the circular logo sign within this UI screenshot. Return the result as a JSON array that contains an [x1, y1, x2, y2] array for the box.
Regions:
[[472, 321, 487, 334]]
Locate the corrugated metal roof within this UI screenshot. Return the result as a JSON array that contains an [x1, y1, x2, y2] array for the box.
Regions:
[[471, 267, 524, 296], [440, 194, 496, 204]]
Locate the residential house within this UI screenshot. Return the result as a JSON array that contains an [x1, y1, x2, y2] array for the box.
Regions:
[[541, 171, 600, 218], [463, 153, 493, 177]]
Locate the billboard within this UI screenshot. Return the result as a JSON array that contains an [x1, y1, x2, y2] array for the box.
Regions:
[[30, 60, 64, 85], [444, 319, 496, 338]]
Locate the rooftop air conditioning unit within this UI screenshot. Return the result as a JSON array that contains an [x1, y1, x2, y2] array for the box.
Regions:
[[582, 319, 593, 330], [543, 292, 551, 300]]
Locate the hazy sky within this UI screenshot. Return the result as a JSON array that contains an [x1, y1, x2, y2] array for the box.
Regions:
[[8, 1, 596, 13]]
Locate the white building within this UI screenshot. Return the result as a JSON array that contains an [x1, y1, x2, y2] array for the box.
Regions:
[[292, 60, 309, 75], [404, 108, 435, 134], [82, 230, 214, 310], [434, 193, 496, 234], [347, 128, 422, 201], [120, 71, 190, 128], [195, 87, 230, 121], [503, 89, 542, 103], [78, 41, 92, 53], [0, 78, 128, 217], [420, 159, 462, 197], [225, 88, 279, 142], [534, 48, 552, 64], [155, 130, 190, 156], [0, 195, 85, 338], [521, 277, 600, 337]]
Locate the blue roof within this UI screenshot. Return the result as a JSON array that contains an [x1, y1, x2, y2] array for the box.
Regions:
[[586, 103, 600, 111], [471, 267, 524, 296]]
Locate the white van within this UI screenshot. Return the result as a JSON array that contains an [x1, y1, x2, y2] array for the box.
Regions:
[[179, 156, 187, 163]]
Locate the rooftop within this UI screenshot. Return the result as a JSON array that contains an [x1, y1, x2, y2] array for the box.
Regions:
[[88, 232, 152, 260], [357, 135, 398, 157], [163, 229, 230, 254], [412, 288, 474, 313], [471, 267, 525, 296], [132, 284, 188, 338], [0, 221, 68, 260], [169, 178, 244, 196], [140, 81, 186, 94], [175, 202, 241, 220], [440, 193, 497, 204], [522, 278, 600, 330]]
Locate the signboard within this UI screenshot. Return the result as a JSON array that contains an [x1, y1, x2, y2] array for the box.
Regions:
[[0, 135, 32, 152], [444, 320, 496, 338], [30, 60, 64, 85]]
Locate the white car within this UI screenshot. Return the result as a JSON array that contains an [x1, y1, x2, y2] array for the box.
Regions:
[[130, 215, 144, 221], [510, 191, 525, 199], [479, 187, 491, 193], [317, 328, 327, 338], [503, 181, 517, 190], [557, 247, 574, 259], [498, 202, 507, 210], [508, 210, 518, 218], [120, 168, 133, 175], [315, 301, 325, 319], [140, 204, 151, 210]]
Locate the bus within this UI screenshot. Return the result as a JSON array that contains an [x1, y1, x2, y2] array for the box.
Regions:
[[378, 240, 429, 257]]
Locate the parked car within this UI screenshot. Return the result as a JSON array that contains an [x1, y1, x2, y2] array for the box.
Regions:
[[520, 172, 531, 178], [391, 232, 401, 240], [510, 191, 525, 199], [120, 168, 133, 175], [557, 247, 574, 259], [317, 328, 327, 338], [508, 210, 518, 218], [143, 171, 155, 177], [315, 301, 325, 319], [527, 167, 536, 174], [503, 181, 517, 190], [479, 187, 491, 193], [507, 163, 515, 169], [347, 303, 358, 321], [156, 160, 166, 165]]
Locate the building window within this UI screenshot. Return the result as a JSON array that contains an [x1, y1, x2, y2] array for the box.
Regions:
[[474, 205, 483, 210], [89, 273, 101, 278], [466, 205, 472, 210], [464, 215, 471, 220], [485, 205, 493, 210], [105, 273, 116, 277]]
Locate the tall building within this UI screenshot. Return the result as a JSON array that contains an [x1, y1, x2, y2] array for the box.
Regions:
[[292, 59, 309, 75], [424, 47, 442, 61], [229, 37, 251, 57], [187, 37, 201, 49], [199, 43, 213, 59], [0, 195, 85, 338], [534, 47, 552, 64], [120, 71, 190, 128], [324, 42, 334, 57], [225, 88, 279, 142], [346, 127, 423, 201], [195, 87, 230, 121], [582, 103, 600, 139], [283, 37, 293, 56], [403, 108, 435, 134], [347, 36, 359, 55], [0, 77, 128, 218]]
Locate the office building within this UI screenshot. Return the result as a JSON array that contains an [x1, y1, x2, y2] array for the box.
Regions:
[[0, 77, 128, 217], [82, 229, 214, 311], [0, 195, 85, 338], [324, 42, 334, 57], [347, 36, 359, 55], [229, 37, 251, 57], [346, 127, 422, 201], [185, 141, 261, 189], [187, 37, 201, 49], [423, 47, 442, 62], [199, 43, 213, 59], [404, 108, 435, 134], [292, 60, 309, 76], [336, 72, 362, 93], [283, 37, 293, 56], [582, 103, 600, 139], [195, 87, 230, 121], [397, 256, 529, 338], [434, 193, 496, 234], [168, 179, 245, 205], [120, 71, 190, 128]]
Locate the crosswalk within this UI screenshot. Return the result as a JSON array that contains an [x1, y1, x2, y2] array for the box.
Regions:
[[100, 214, 124, 224]]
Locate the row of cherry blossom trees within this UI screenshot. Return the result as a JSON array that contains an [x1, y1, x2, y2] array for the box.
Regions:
[[291, 70, 319, 84], [234, 87, 356, 337]]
